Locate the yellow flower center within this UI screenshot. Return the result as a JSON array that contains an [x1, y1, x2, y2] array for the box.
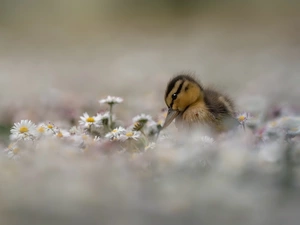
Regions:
[[13, 148, 20, 154], [270, 121, 277, 127], [112, 129, 118, 133], [38, 126, 45, 133], [86, 117, 95, 123], [57, 132, 63, 138], [126, 132, 133, 137], [19, 126, 29, 133], [238, 116, 246, 122], [47, 124, 54, 129]]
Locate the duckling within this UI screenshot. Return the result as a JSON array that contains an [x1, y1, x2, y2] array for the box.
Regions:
[[162, 74, 238, 133]]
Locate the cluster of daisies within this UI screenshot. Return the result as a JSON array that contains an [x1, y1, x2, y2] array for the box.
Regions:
[[3, 95, 300, 165], [237, 111, 300, 141], [4, 96, 165, 159], [235, 105, 300, 164]]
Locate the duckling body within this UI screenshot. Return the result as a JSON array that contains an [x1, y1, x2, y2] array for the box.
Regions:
[[163, 74, 238, 133]]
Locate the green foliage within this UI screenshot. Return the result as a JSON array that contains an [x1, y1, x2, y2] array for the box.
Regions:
[[0, 124, 10, 142]]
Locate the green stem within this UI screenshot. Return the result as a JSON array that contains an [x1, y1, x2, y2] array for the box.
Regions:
[[140, 129, 149, 147], [132, 141, 140, 152], [109, 104, 113, 130], [280, 141, 295, 190], [128, 139, 140, 153], [128, 139, 133, 152]]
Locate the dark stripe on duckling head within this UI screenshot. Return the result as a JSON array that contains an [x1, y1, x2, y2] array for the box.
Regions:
[[174, 81, 184, 97], [170, 81, 184, 108], [165, 74, 203, 100]]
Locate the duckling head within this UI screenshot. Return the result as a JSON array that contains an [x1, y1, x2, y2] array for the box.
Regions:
[[163, 74, 204, 129]]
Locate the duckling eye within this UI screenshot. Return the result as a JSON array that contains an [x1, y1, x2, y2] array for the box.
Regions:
[[172, 93, 177, 100]]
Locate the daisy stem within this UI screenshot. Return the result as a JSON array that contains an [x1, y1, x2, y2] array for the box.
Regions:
[[140, 129, 149, 147], [109, 104, 113, 131], [133, 142, 140, 152], [87, 125, 92, 135], [128, 139, 139, 153], [129, 139, 133, 152]]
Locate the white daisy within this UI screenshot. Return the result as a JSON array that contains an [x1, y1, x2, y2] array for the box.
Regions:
[[36, 123, 46, 135], [10, 120, 37, 141], [264, 117, 296, 138], [236, 112, 249, 124], [236, 112, 250, 129], [105, 127, 126, 141], [132, 113, 152, 124], [37, 122, 58, 137], [96, 111, 112, 126], [265, 119, 280, 135], [99, 96, 123, 105], [56, 129, 71, 138], [278, 116, 300, 137], [69, 126, 81, 135], [44, 122, 59, 133], [4, 143, 21, 160], [79, 112, 101, 128], [145, 120, 160, 136], [119, 130, 141, 141], [98, 111, 110, 119]]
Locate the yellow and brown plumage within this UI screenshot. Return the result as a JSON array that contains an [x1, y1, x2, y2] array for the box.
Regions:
[[162, 74, 238, 133]]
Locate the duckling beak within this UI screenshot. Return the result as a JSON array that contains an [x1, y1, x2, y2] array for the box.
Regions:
[[162, 109, 179, 129]]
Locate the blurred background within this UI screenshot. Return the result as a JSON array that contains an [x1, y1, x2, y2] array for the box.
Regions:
[[1, 1, 300, 225], [1, 0, 300, 141], [1, 0, 300, 105]]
